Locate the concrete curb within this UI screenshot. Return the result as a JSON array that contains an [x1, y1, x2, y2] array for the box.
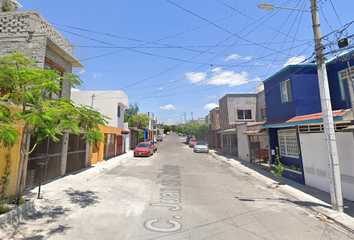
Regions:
[[0, 199, 36, 230], [210, 150, 354, 234]]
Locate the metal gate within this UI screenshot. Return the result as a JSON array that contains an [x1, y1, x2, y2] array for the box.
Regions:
[[26, 136, 63, 187], [249, 135, 270, 167], [105, 134, 116, 159], [116, 135, 123, 156], [66, 134, 86, 173]]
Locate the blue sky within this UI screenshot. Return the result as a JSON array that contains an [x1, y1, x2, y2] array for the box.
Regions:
[[21, 0, 354, 125]]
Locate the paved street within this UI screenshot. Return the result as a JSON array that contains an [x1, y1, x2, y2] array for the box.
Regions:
[[1, 133, 354, 239]]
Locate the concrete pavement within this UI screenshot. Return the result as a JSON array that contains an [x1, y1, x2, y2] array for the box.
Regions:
[[1, 148, 354, 236]]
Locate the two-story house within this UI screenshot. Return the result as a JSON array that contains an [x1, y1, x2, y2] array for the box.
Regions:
[[263, 51, 354, 200], [209, 107, 221, 150], [218, 93, 259, 157], [70, 90, 129, 164], [0, 7, 84, 193]]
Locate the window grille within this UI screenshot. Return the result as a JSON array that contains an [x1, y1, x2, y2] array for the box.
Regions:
[[339, 66, 354, 100], [277, 129, 298, 158], [280, 79, 293, 103]]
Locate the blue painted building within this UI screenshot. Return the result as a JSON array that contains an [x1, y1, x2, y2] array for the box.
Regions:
[[263, 51, 354, 185]]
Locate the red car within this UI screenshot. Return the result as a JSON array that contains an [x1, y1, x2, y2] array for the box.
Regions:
[[146, 139, 157, 152], [189, 138, 197, 148], [134, 142, 154, 157]]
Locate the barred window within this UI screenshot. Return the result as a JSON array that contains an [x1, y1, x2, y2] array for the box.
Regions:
[[280, 79, 293, 103], [338, 66, 354, 100], [277, 129, 299, 158]]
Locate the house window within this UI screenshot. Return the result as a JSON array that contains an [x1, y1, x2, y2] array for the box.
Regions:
[[280, 79, 293, 103], [260, 107, 267, 120], [117, 105, 121, 118], [44, 58, 65, 100], [338, 66, 354, 100], [237, 109, 252, 120], [277, 129, 299, 158]]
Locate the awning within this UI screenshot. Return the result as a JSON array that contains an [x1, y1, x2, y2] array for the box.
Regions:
[[121, 130, 130, 135], [217, 128, 237, 134], [263, 109, 352, 128], [242, 129, 267, 135]]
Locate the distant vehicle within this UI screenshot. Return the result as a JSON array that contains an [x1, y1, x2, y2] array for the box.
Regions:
[[186, 135, 195, 144], [146, 139, 157, 152], [166, 132, 170, 135], [134, 142, 154, 157], [194, 141, 209, 153], [189, 138, 197, 148], [157, 135, 163, 141]]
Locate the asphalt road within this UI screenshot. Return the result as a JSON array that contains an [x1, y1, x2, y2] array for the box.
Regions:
[[2, 133, 354, 239]]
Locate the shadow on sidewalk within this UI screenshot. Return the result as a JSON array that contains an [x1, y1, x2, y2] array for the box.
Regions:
[[212, 150, 354, 219]]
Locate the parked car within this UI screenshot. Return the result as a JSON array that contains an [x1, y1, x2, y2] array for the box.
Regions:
[[189, 138, 197, 148], [146, 139, 157, 152], [194, 141, 209, 153], [157, 135, 163, 141], [134, 142, 154, 157], [186, 135, 195, 144]]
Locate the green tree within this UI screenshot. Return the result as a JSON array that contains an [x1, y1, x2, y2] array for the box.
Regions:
[[271, 147, 285, 186], [163, 125, 172, 133], [0, 51, 109, 200], [127, 113, 149, 130]]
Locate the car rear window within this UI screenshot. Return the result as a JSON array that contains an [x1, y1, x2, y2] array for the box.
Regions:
[[191, 139, 196, 142], [137, 144, 149, 148]]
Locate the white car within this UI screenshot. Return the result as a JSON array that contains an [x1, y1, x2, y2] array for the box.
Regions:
[[194, 141, 209, 153]]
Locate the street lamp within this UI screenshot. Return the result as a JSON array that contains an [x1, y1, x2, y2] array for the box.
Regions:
[[258, 3, 310, 12], [259, 1, 343, 212]]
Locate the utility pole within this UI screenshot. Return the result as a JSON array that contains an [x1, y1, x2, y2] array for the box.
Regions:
[[191, 111, 193, 122], [91, 94, 95, 107], [310, 0, 343, 212]]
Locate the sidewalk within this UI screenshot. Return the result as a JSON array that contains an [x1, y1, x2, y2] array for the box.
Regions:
[[210, 150, 354, 234], [0, 151, 134, 228]]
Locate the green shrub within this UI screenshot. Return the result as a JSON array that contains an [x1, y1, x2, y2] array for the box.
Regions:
[[0, 204, 11, 214]]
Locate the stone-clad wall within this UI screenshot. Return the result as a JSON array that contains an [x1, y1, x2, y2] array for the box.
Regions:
[[0, 10, 77, 99]]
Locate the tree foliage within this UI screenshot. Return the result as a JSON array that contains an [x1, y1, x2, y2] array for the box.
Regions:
[[0, 51, 109, 199], [182, 122, 210, 141], [163, 125, 172, 133]]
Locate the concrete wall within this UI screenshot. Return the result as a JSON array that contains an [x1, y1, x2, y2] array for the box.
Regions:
[[70, 90, 129, 128], [0, 126, 23, 196], [227, 94, 257, 124], [256, 90, 265, 122], [237, 124, 250, 162], [264, 66, 319, 122], [300, 132, 354, 201]]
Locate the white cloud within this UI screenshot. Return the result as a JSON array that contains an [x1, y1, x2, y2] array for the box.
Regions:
[[204, 103, 218, 110], [93, 73, 102, 78], [159, 104, 177, 110], [167, 119, 174, 124], [207, 95, 217, 99], [159, 87, 163, 90], [185, 72, 206, 83], [71, 88, 81, 91], [283, 56, 307, 68], [224, 54, 252, 62], [206, 70, 261, 87], [212, 67, 222, 72], [79, 69, 85, 74]]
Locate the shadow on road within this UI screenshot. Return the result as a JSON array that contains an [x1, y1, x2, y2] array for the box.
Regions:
[[64, 188, 100, 208]]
